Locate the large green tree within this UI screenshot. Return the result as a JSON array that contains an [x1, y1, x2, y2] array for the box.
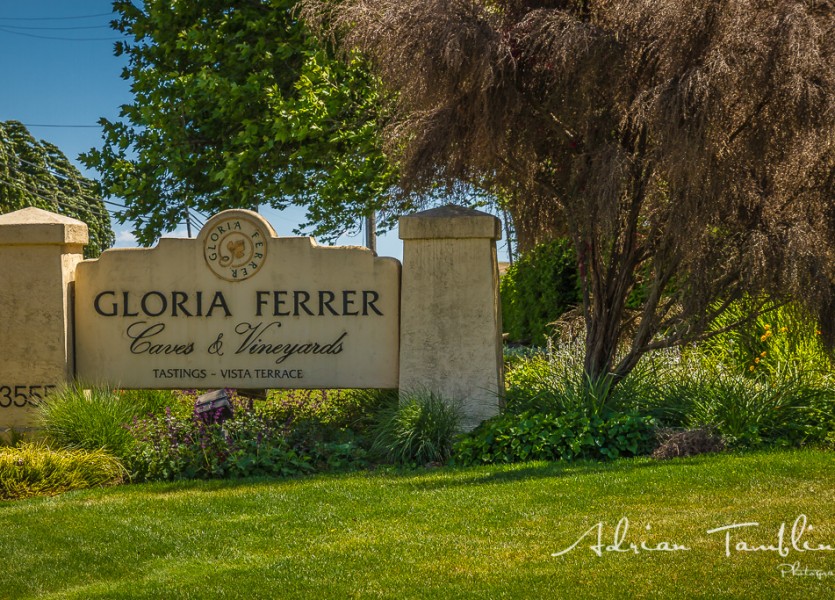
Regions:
[[304, 0, 835, 385], [0, 121, 114, 257], [83, 0, 400, 246]]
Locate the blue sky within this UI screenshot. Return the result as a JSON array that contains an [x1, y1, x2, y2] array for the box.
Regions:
[[0, 1, 510, 261]]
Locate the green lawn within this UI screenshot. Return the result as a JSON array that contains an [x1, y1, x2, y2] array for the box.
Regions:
[[1, 449, 833, 599]]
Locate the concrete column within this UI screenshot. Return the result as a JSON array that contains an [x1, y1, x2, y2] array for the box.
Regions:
[[399, 205, 504, 430], [0, 207, 88, 434]]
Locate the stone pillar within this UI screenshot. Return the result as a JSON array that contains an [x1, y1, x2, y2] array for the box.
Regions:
[[399, 205, 503, 430], [0, 207, 88, 435]]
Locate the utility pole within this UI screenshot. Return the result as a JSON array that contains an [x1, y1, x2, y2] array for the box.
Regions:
[[365, 210, 377, 253], [185, 205, 193, 238]]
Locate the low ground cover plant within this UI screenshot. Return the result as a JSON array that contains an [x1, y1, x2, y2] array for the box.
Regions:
[[127, 406, 315, 481], [0, 443, 125, 500], [126, 389, 382, 481], [454, 410, 656, 464]]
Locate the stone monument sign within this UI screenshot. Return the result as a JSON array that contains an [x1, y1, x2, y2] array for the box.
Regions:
[[0, 204, 503, 433], [74, 210, 400, 390]]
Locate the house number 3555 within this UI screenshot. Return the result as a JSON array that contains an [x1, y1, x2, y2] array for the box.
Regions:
[[0, 385, 57, 408]]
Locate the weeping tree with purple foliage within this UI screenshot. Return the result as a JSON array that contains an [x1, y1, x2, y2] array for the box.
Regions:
[[301, 0, 835, 389]]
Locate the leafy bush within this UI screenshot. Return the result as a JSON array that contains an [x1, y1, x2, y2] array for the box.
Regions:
[[500, 238, 580, 345], [258, 388, 387, 434], [698, 299, 832, 377], [37, 384, 173, 459], [126, 394, 373, 482], [0, 443, 126, 500], [369, 391, 462, 465], [127, 406, 314, 481], [454, 411, 656, 465], [673, 366, 835, 448], [500, 338, 835, 454]]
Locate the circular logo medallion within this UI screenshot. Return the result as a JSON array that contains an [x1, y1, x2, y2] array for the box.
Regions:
[[203, 216, 268, 281]]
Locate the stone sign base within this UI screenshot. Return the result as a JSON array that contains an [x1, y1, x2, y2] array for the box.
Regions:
[[0, 204, 503, 432], [0, 208, 88, 432], [399, 206, 503, 430]]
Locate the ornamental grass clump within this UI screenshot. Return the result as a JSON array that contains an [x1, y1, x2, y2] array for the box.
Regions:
[[0, 443, 126, 500], [677, 366, 835, 448], [370, 391, 462, 466], [503, 339, 660, 418], [37, 384, 160, 459]]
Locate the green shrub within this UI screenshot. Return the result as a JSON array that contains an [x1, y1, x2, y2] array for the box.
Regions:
[[369, 392, 462, 465], [698, 299, 832, 377], [127, 406, 316, 481], [500, 238, 580, 345], [671, 365, 835, 448], [501, 339, 835, 452], [454, 411, 656, 465], [126, 397, 372, 482], [38, 384, 153, 459], [258, 388, 387, 434], [0, 443, 126, 500]]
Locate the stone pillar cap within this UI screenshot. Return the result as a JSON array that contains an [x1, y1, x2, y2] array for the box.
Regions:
[[399, 204, 502, 240], [0, 207, 89, 246]]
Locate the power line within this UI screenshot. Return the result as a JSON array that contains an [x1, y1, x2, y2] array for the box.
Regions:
[[8, 156, 180, 217], [0, 26, 121, 41], [0, 176, 113, 220], [0, 24, 110, 31], [21, 123, 99, 128], [190, 214, 205, 229], [12, 155, 81, 181], [0, 12, 114, 21]]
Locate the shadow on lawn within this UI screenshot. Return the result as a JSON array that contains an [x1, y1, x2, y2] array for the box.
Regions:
[[398, 455, 718, 490], [398, 447, 813, 491], [93, 450, 750, 499]]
